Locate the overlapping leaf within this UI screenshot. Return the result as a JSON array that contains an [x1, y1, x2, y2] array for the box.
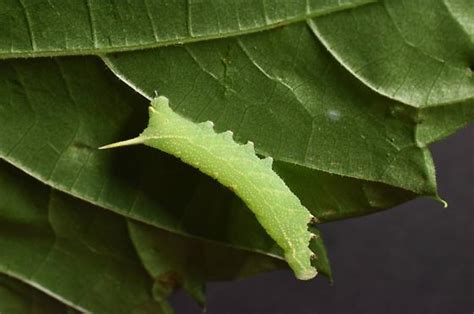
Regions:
[[309, 0, 474, 143], [309, 0, 474, 109], [0, 0, 372, 58]]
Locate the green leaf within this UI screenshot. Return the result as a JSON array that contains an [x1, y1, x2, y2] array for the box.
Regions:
[[0, 0, 373, 59], [308, 0, 474, 140], [0, 161, 167, 313], [0, 274, 77, 314]]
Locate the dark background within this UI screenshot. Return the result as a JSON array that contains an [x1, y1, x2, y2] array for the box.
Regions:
[[170, 125, 473, 314]]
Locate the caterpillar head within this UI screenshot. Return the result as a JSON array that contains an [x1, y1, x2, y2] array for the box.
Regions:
[[151, 96, 170, 111]]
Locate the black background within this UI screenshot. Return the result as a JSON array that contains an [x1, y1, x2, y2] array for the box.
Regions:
[[170, 125, 473, 314]]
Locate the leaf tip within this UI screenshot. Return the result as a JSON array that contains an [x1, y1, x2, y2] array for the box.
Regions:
[[440, 198, 448, 208], [432, 194, 448, 208]]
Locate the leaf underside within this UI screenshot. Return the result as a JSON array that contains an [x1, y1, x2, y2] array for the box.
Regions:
[[0, 0, 472, 311]]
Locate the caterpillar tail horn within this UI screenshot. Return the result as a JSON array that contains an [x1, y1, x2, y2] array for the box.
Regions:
[[98, 137, 144, 150]]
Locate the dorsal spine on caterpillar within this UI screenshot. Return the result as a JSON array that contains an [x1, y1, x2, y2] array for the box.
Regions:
[[100, 96, 318, 280]]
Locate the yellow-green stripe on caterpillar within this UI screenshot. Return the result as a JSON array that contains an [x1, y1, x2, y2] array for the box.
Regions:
[[100, 96, 318, 280]]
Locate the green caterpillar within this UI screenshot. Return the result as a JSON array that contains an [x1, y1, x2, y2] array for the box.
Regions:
[[100, 96, 318, 280]]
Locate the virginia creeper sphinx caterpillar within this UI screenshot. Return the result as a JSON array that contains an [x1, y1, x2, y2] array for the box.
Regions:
[[100, 96, 318, 280]]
